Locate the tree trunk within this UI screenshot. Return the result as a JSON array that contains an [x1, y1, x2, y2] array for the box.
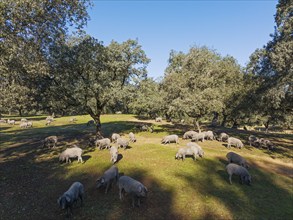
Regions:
[[125, 106, 129, 114], [211, 112, 219, 127], [232, 120, 239, 129], [61, 109, 65, 116], [221, 115, 228, 127], [18, 108, 22, 116], [264, 120, 270, 133], [90, 113, 104, 138], [47, 107, 52, 116], [193, 119, 201, 133], [165, 113, 172, 122]]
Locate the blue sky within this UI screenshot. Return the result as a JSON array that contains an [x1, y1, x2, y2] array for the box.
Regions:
[[84, 0, 278, 79]]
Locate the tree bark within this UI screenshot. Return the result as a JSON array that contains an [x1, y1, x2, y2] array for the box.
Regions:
[[232, 120, 239, 129], [90, 114, 102, 138], [125, 106, 129, 114], [88, 108, 104, 138], [264, 120, 270, 133], [165, 113, 172, 122], [211, 112, 219, 127], [18, 108, 22, 116], [193, 119, 201, 133], [221, 114, 228, 127]]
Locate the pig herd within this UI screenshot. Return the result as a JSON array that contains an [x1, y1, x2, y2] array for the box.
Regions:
[[41, 121, 274, 217]]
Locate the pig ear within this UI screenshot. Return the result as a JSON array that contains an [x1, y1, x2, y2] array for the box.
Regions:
[[138, 186, 142, 192], [65, 195, 71, 203], [101, 178, 105, 183]]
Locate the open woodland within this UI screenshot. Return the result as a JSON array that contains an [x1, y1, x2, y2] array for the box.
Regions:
[[0, 114, 292, 219]]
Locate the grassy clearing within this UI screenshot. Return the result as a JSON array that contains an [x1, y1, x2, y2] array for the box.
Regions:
[[0, 114, 292, 219]]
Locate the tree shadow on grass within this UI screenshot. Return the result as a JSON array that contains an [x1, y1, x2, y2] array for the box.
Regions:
[[0, 119, 185, 219], [218, 157, 228, 166], [133, 115, 152, 120], [157, 123, 187, 136], [0, 125, 11, 132], [62, 167, 184, 220], [0, 120, 146, 162], [174, 158, 293, 220], [102, 121, 154, 137], [0, 138, 186, 220]]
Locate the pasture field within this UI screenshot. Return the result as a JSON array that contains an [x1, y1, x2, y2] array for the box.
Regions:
[[0, 114, 292, 220]]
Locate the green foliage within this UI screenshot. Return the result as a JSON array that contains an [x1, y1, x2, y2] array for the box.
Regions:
[[0, 0, 91, 115], [162, 46, 244, 127], [0, 80, 37, 115], [129, 78, 165, 117], [246, 0, 293, 130], [0, 0, 291, 133], [48, 36, 150, 132]]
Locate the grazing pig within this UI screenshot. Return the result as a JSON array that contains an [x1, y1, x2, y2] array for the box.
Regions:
[[129, 132, 137, 143], [183, 131, 198, 139], [118, 176, 148, 207], [69, 118, 77, 123], [161, 135, 179, 144], [186, 142, 204, 157], [256, 138, 274, 150], [87, 120, 95, 126], [155, 117, 162, 122], [218, 132, 229, 142], [191, 132, 205, 142], [116, 138, 129, 150], [46, 116, 54, 121], [248, 135, 259, 147], [20, 122, 28, 128], [204, 131, 215, 140], [26, 121, 33, 128], [111, 133, 121, 143], [226, 163, 251, 185], [140, 125, 149, 131], [226, 152, 249, 168], [139, 124, 153, 133], [175, 145, 203, 161], [45, 120, 52, 126], [59, 145, 83, 163], [57, 182, 84, 216], [7, 119, 15, 125], [95, 138, 111, 150], [96, 165, 119, 193], [227, 137, 244, 149], [43, 136, 58, 148], [110, 146, 118, 164]]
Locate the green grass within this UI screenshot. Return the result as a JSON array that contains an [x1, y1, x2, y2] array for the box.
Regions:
[[0, 114, 292, 219]]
